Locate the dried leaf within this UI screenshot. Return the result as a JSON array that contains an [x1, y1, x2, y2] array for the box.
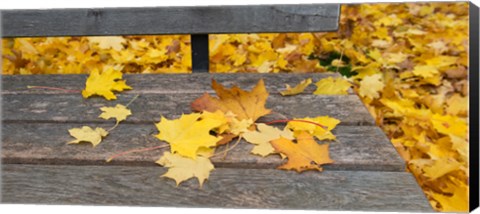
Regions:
[[287, 116, 340, 141], [191, 79, 271, 122], [67, 126, 108, 147], [280, 78, 312, 96], [358, 74, 384, 99], [99, 104, 132, 123], [156, 151, 214, 187], [243, 123, 294, 157], [82, 68, 132, 100], [313, 77, 351, 95], [155, 113, 224, 159], [271, 132, 333, 172]]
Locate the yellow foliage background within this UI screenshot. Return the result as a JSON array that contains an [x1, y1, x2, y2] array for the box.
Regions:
[[2, 2, 470, 212]]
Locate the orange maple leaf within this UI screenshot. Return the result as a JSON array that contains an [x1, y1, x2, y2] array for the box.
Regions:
[[191, 79, 271, 122], [271, 131, 333, 172]]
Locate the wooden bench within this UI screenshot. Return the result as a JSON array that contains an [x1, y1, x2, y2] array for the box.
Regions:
[[0, 4, 432, 211]]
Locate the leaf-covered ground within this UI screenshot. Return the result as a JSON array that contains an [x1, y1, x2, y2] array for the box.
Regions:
[[1, 2, 469, 212]]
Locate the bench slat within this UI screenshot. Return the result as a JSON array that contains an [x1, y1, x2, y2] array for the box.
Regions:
[[3, 93, 374, 125], [1, 73, 349, 95], [1, 164, 432, 211], [1, 123, 405, 171], [1, 4, 339, 37]]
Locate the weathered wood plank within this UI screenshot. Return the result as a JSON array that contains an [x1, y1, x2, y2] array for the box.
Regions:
[[1, 73, 349, 95], [2, 93, 373, 125], [0, 164, 432, 211], [1, 123, 405, 171], [1, 4, 340, 37]]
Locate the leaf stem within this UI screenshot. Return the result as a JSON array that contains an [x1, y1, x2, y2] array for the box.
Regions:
[[265, 119, 327, 129], [107, 122, 120, 132], [125, 94, 140, 107], [27, 85, 81, 93], [212, 136, 243, 158], [106, 144, 169, 162]]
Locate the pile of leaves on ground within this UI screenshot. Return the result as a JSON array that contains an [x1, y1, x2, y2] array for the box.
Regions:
[[1, 2, 469, 212]]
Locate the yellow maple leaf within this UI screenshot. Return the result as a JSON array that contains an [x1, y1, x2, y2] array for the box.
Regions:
[[423, 158, 462, 180], [67, 126, 108, 147], [430, 177, 468, 212], [156, 151, 214, 188], [191, 79, 271, 122], [99, 104, 132, 124], [88, 36, 126, 51], [271, 132, 333, 172], [155, 113, 224, 159], [412, 65, 439, 78], [313, 77, 351, 95], [358, 74, 385, 99], [446, 94, 467, 116], [201, 110, 230, 134], [82, 68, 132, 100], [242, 123, 294, 157], [280, 78, 312, 96], [287, 116, 340, 141], [431, 114, 467, 138]]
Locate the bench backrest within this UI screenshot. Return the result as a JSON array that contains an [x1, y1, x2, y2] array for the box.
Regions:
[[1, 4, 340, 72]]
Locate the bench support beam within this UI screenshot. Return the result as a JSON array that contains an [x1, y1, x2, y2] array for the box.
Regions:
[[191, 34, 209, 72]]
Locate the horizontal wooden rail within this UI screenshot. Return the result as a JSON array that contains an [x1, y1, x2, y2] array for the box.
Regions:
[[1, 4, 340, 37]]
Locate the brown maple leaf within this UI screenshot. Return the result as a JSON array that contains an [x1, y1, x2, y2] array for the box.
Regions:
[[271, 131, 333, 172], [191, 79, 271, 122]]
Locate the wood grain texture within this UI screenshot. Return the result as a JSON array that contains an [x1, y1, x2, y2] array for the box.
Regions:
[[2, 73, 349, 95], [1, 164, 432, 211], [2, 93, 374, 125], [1, 4, 339, 37], [1, 123, 405, 171]]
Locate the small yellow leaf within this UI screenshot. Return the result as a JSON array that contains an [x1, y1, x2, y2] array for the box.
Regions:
[[358, 74, 384, 99], [412, 65, 439, 78], [88, 36, 126, 51], [242, 123, 294, 157], [446, 94, 467, 116], [82, 68, 132, 100], [287, 116, 340, 141], [99, 104, 132, 123], [423, 158, 461, 180], [156, 152, 214, 188], [229, 118, 254, 135], [431, 114, 467, 138], [280, 78, 312, 96], [313, 77, 351, 95], [68, 126, 108, 147]]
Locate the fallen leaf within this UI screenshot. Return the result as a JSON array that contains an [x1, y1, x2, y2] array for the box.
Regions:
[[271, 132, 333, 172], [82, 68, 132, 100], [243, 123, 294, 157], [99, 104, 132, 123], [67, 126, 108, 147], [156, 151, 214, 187], [313, 77, 351, 95], [88, 36, 126, 51], [287, 116, 340, 140], [358, 73, 384, 99], [412, 65, 439, 78], [191, 79, 271, 122], [155, 113, 224, 159], [430, 177, 468, 212], [431, 114, 467, 138], [280, 78, 312, 96], [423, 158, 462, 180]]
